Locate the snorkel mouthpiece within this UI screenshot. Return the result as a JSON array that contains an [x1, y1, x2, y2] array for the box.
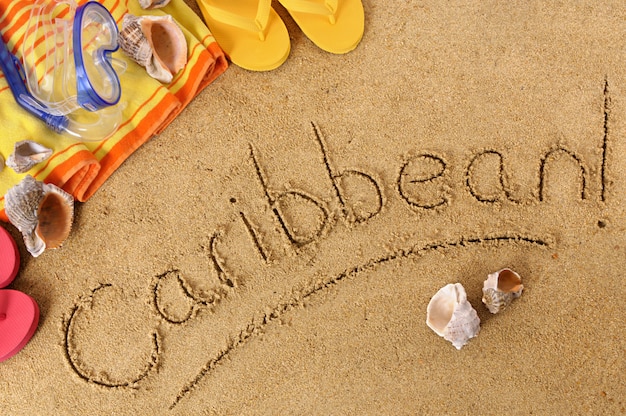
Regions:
[[39, 111, 70, 134]]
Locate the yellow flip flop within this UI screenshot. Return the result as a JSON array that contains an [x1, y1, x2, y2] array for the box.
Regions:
[[278, 0, 364, 54], [196, 0, 290, 71]]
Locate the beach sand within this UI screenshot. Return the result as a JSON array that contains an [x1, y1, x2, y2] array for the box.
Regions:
[[1, 1, 625, 414]]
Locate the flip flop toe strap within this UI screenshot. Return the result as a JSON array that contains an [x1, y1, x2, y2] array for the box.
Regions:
[[280, 0, 339, 24], [205, 0, 272, 40]]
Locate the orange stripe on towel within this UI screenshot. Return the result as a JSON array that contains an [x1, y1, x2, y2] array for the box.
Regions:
[[44, 150, 101, 195], [32, 142, 87, 180]]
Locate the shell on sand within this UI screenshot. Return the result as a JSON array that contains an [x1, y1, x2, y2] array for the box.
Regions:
[[138, 0, 171, 9], [482, 268, 524, 314], [118, 14, 187, 83], [426, 283, 480, 350], [4, 175, 74, 257], [6, 140, 53, 174]]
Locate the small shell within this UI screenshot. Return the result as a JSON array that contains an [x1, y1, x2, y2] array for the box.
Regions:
[[138, 0, 171, 9], [4, 175, 74, 257], [6, 140, 53, 174], [482, 268, 524, 314], [118, 14, 187, 83], [119, 15, 153, 68], [426, 283, 480, 350]]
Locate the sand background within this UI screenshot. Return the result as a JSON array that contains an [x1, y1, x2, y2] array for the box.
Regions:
[[1, 1, 625, 414]]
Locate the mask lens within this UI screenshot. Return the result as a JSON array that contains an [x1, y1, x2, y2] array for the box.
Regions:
[[74, 2, 121, 110], [81, 16, 114, 99], [22, 1, 76, 112]]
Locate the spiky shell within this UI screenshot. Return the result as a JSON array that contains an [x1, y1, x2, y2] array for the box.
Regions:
[[6, 140, 53, 173], [482, 268, 523, 314], [119, 14, 153, 68], [118, 14, 187, 83], [4, 175, 74, 257], [426, 283, 480, 350]]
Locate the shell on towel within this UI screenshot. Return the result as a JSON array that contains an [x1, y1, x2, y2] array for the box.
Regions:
[[426, 283, 480, 350], [481, 268, 524, 314], [138, 0, 171, 9], [118, 14, 187, 83], [6, 140, 53, 174], [4, 175, 74, 257]]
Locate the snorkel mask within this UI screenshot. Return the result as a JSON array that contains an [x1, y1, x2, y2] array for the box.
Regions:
[[0, 0, 125, 141]]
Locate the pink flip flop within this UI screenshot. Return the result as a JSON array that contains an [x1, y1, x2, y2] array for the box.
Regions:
[[0, 226, 20, 288], [0, 290, 39, 362]]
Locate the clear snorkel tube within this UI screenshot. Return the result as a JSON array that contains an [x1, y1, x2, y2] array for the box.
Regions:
[[0, 0, 125, 141]]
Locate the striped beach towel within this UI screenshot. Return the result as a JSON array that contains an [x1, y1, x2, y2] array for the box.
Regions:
[[0, 0, 227, 222]]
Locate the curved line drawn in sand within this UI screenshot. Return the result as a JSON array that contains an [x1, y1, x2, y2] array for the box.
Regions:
[[208, 231, 238, 288], [539, 146, 588, 201], [63, 284, 161, 388], [245, 101, 609, 265], [60, 77, 612, 406], [311, 122, 385, 224], [248, 122, 386, 249], [466, 150, 519, 203], [465, 145, 592, 204], [403, 77, 612, 207], [170, 233, 550, 409], [152, 235, 233, 325], [250, 143, 331, 247], [151, 230, 242, 326], [63, 233, 237, 388], [398, 142, 598, 210], [154, 270, 207, 324], [397, 153, 449, 209]]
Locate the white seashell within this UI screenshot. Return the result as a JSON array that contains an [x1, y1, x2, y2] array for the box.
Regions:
[[4, 175, 74, 257], [482, 268, 524, 314], [138, 0, 171, 9], [118, 14, 187, 83], [426, 283, 480, 350], [6, 140, 53, 174]]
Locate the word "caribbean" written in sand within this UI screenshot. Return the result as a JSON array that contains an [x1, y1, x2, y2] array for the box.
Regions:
[[237, 111, 609, 260], [62, 79, 613, 407]]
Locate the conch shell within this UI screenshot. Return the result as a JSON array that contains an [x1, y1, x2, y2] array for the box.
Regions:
[[138, 0, 171, 9], [426, 283, 480, 350], [481, 268, 524, 314], [118, 14, 187, 83], [4, 175, 74, 257], [6, 140, 53, 174]]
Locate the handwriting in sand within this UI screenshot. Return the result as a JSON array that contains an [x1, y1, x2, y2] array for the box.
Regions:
[[62, 78, 613, 408]]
